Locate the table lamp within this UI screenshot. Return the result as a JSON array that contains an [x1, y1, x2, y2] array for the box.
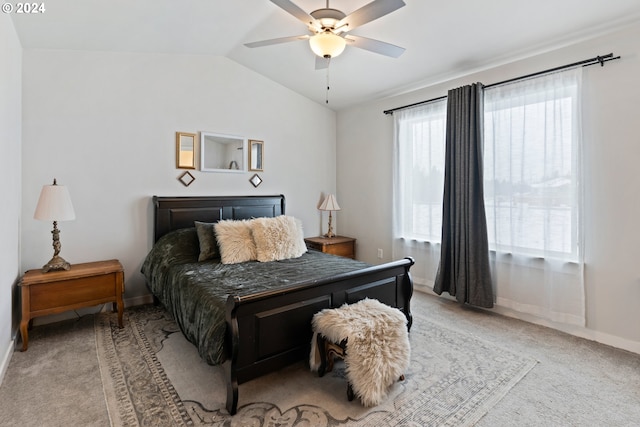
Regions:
[[34, 179, 76, 272], [319, 193, 341, 238]]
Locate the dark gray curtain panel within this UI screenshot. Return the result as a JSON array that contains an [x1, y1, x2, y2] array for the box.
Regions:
[[433, 83, 494, 308]]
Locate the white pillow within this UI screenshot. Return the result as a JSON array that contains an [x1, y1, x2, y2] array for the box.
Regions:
[[214, 219, 257, 264], [251, 215, 307, 262]]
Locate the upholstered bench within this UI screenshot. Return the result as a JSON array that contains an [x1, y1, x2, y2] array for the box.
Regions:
[[309, 298, 411, 407]]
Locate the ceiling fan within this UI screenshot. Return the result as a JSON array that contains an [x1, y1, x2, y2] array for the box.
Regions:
[[245, 0, 406, 69]]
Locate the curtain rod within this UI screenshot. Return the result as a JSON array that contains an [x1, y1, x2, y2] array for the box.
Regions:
[[383, 53, 620, 115]]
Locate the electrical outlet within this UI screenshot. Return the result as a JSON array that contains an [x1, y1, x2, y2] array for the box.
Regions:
[[377, 248, 383, 259]]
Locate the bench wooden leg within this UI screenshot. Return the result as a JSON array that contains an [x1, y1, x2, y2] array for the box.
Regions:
[[317, 333, 328, 377]]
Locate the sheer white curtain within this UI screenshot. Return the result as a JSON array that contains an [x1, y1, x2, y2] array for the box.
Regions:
[[484, 68, 585, 325], [392, 100, 447, 287]]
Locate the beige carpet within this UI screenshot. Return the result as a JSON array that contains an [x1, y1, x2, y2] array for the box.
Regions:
[[95, 304, 537, 426]]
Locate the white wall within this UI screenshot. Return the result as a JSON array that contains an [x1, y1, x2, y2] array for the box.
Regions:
[[21, 49, 337, 309], [337, 22, 640, 353], [0, 14, 22, 382]]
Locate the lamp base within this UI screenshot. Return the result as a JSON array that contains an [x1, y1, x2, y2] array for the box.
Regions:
[[324, 211, 336, 238], [42, 255, 71, 273]]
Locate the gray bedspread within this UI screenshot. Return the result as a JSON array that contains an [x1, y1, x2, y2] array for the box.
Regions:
[[141, 227, 370, 365]]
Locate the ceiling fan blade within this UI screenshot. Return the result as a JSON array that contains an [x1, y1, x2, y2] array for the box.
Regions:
[[270, 0, 316, 27], [245, 35, 310, 48], [315, 56, 330, 70], [337, 0, 405, 32], [345, 35, 405, 58]]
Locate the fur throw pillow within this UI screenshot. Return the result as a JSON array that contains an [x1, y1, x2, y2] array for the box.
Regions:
[[214, 219, 257, 264], [251, 216, 307, 262]]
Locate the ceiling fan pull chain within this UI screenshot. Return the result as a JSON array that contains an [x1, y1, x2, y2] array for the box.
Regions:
[[325, 57, 331, 104]]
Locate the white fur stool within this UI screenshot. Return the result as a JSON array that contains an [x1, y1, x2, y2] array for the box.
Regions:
[[309, 298, 411, 407]]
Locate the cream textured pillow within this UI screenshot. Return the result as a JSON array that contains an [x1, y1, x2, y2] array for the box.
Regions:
[[214, 219, 257, 264], [251, 215, 307, 262]]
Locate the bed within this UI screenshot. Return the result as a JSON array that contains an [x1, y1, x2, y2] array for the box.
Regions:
[[141, 195, 414, 414]]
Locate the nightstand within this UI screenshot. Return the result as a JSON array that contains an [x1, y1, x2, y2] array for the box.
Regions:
[[19, 259, 124, 351], [304, 236, 356, 259]]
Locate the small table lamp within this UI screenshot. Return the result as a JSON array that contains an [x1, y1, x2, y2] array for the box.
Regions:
[[319, 194, 341, 238], [34, 179, 76, 272]]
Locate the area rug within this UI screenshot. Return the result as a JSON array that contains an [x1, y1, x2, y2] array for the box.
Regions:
[[95, 304, 537, 427]]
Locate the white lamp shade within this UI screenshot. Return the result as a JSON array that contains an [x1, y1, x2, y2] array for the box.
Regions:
[[319, 194, 341, 211], [309, 32, 346, 58], [34, 183, 76, 221]]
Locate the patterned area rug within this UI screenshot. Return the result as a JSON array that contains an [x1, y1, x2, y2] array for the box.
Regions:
[[95, 304, 537, 427]]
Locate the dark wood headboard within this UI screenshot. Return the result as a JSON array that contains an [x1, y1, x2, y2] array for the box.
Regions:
[[153, 195, 286, 242]]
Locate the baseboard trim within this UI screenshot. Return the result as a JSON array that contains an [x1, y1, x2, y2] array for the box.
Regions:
[[414, 283, 640, 356], [0, 338, 15, 388], [124, 294, 155, 307]]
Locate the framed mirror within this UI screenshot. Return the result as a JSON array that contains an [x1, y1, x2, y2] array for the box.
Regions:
[[249, 139, 264, 171], [178, 171, 195, 187], [249, 173, 262, 187], [176, 132, 196, 169], [200, 132, 247, 173]]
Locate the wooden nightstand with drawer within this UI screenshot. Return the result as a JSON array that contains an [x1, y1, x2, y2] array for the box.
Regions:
[[304, 236, 356, 259], [19, 259, 124, 351]]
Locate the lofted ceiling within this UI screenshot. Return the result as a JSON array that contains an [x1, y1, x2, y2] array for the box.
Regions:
[[10, 0, 640, 110]]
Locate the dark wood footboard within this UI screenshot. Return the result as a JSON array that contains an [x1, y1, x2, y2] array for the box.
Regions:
[[224, 256, 414, 415]]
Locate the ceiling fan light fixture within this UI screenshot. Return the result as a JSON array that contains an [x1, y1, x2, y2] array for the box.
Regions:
[[309, 31, 346, 58]]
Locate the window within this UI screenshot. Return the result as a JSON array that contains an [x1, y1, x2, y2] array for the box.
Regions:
[[393, 68, 584, 324], [393, 99, 447, 242], [394, 69, 582, 261], [484, 69, 582, 261]]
